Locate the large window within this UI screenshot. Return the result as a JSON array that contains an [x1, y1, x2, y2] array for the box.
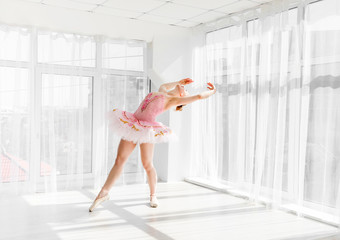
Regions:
[[202, 0, 340, 223], [0, 25, 148, 189]]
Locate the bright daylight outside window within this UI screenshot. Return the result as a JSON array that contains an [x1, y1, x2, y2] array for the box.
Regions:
[[0, 26, 148, 187], [0, 26, 31, 183], [204, 0, 340, 222]]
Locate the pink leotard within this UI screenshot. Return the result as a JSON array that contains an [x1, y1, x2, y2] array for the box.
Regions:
[[133, 92, 165, 123], [107, 92, 174, 144]]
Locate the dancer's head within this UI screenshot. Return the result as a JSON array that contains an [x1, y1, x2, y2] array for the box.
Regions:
[[168, 84, 188, 111], [169, 84, 189, 98]]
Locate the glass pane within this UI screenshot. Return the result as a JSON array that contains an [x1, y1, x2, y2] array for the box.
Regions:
[[306, 0, 340, 59], [104, 74, 148, 183], [303, 0, 340, 208], [38, 32, 96, 67], [40, 74, 93, 176], [207, 26, 244, 183], [304, 63, 340, 208], [0, 67, 30, 182], [0, 26, 30, 62], [102, 42, 144, 71]]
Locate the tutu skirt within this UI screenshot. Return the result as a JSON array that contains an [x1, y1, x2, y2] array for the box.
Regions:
[[106, 108, 177, 144]]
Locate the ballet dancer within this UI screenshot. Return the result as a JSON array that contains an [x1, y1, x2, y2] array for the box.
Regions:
[[89, 78, 216, 211]]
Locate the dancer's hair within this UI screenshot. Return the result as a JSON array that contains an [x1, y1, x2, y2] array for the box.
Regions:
[[176, 105, 184, 111]]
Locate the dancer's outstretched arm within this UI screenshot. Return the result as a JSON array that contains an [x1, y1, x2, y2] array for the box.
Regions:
[[159, 78, 193, 92], [165, 82, 216, 109]]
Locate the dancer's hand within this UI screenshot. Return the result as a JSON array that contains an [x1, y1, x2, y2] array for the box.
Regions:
[[207, 82, 215, 91], [179, 78, 194, 85], [199, 82, 216, 99]]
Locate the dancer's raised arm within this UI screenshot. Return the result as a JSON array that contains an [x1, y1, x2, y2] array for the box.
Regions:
[[164, 82, 216, 110], [158, 78, 193, 92]]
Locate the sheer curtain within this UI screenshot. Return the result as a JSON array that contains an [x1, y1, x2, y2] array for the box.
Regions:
[[0, 26, 32, 193], [189, 0, 340, 225], [0, 25, 32, 194], [37, 31, 96, 192], [0, 25, 148, 194], [99, 39, 148, 188]]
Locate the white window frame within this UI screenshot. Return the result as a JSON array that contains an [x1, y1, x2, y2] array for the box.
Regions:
[[0, 26, 148, 192]]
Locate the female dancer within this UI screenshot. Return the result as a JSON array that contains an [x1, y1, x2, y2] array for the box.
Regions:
[[89, 78, 216, 211]]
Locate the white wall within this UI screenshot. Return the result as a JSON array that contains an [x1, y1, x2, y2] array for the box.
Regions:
[[0, 0, 199, 182], [148, 33, 194, 182], [166, 30, 206, 181]]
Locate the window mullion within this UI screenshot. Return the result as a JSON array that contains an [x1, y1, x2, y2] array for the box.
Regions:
[[29, 26, 42, 192], [91, 36, 105, 188]]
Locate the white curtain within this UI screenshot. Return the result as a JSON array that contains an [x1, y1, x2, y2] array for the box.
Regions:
[[0, 25, 32, 194], [99, 39, 148, 188], [189, 0, 340, 225], [0, 25, 148, 194]]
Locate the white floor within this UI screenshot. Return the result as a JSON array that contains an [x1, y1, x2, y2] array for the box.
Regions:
[[1, 181, 339, 240]]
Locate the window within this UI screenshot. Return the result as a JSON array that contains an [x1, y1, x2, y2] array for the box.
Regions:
[[0, 26, 31, 183], [40, 74, 93, 175], [102, 41, 145, 71], [207, 25, 243, 183], [303, 0, 340, 209], [0, 67, 30, 182], [0, 25, 148, 187], [38, 32, 96, 67], [0, 26, 30, 62], [202, 0, 340, 223]]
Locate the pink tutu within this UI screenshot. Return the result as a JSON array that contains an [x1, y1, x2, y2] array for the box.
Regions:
[[106, 108, 177, 144]]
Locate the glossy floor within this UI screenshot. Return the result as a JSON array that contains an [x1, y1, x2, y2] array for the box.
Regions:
[[1, 181, 339, 240]]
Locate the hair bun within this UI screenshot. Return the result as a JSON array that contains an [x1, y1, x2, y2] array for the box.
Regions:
[[176, 105, 184, 111]]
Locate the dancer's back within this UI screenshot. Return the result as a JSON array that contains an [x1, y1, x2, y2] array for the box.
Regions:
[[133, 92, 165, 123]]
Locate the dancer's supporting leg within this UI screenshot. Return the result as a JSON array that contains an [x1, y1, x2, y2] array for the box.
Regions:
[[140, 143, 158, 206], [95, 139, 137, 200]]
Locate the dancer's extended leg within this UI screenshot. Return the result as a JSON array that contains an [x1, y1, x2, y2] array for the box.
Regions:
[[95, 139, 137, 200]]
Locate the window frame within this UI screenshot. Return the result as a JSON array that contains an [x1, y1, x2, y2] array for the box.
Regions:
[[0, 26, 148, 191]]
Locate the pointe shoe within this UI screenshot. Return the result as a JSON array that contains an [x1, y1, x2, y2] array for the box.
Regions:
[[89, 194, 110, 212], [150, 195, 159, 208]]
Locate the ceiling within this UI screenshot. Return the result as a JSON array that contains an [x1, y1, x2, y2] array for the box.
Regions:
[[20, 0, 272, 28]]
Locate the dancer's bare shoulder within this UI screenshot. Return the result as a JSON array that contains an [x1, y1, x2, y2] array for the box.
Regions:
[[150, 91, 171, 99], [149, 91, 173, 111]]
